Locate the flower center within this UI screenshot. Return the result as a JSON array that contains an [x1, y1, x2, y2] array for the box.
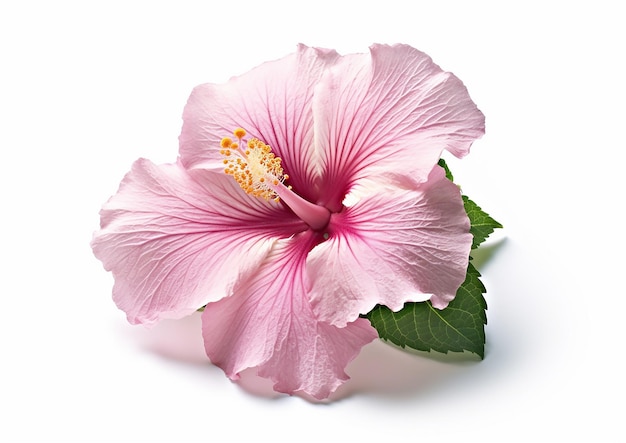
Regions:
[[220, 128, 288, 202], [220, 128, 331, 231]]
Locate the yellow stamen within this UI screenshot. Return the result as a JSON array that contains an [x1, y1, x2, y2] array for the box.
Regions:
[[220, 128, 287, 201]]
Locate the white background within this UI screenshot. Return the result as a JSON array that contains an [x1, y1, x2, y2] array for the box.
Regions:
[[1, 1, 624, 442]]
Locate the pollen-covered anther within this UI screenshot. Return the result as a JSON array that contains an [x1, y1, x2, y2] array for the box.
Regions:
[[220, 129, 288, 201], [233, 128, 247, 139], [220, 137, 233, 148]]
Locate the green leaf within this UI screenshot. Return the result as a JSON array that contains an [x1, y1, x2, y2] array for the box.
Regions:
[[438, 158, 454, 181], [464, 196, 503, 250], [367, 261, 487, 358]]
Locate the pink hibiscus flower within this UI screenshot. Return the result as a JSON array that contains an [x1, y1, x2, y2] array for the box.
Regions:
[[91, 44, 484, 399]]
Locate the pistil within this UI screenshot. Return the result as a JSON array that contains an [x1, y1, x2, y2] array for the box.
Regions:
[[273, 181, 330, 231]]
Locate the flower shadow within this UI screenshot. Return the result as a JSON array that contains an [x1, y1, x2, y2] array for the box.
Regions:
[[331, 341, 481, 402], [232, 340, 483, 403], [122, 313, 485, 402], [119, 311, 209, 367]]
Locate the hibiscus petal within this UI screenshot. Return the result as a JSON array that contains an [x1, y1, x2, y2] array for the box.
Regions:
[[201, 232, 377, 399], [91, 159, 306, 325], [314, 43, 485, 209], [179, 44, 340, 202], [307, 166, 472, 327]]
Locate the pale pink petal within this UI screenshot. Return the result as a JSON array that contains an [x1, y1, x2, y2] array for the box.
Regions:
[[201, 232, 377, 399], [307, 166, 472, 327], [179, 44, 340, 202], [91, 159, 306, 325], [314, 43, 485, 210]]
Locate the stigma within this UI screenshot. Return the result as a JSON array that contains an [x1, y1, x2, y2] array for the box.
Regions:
[[220, 128, 289, 202]]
